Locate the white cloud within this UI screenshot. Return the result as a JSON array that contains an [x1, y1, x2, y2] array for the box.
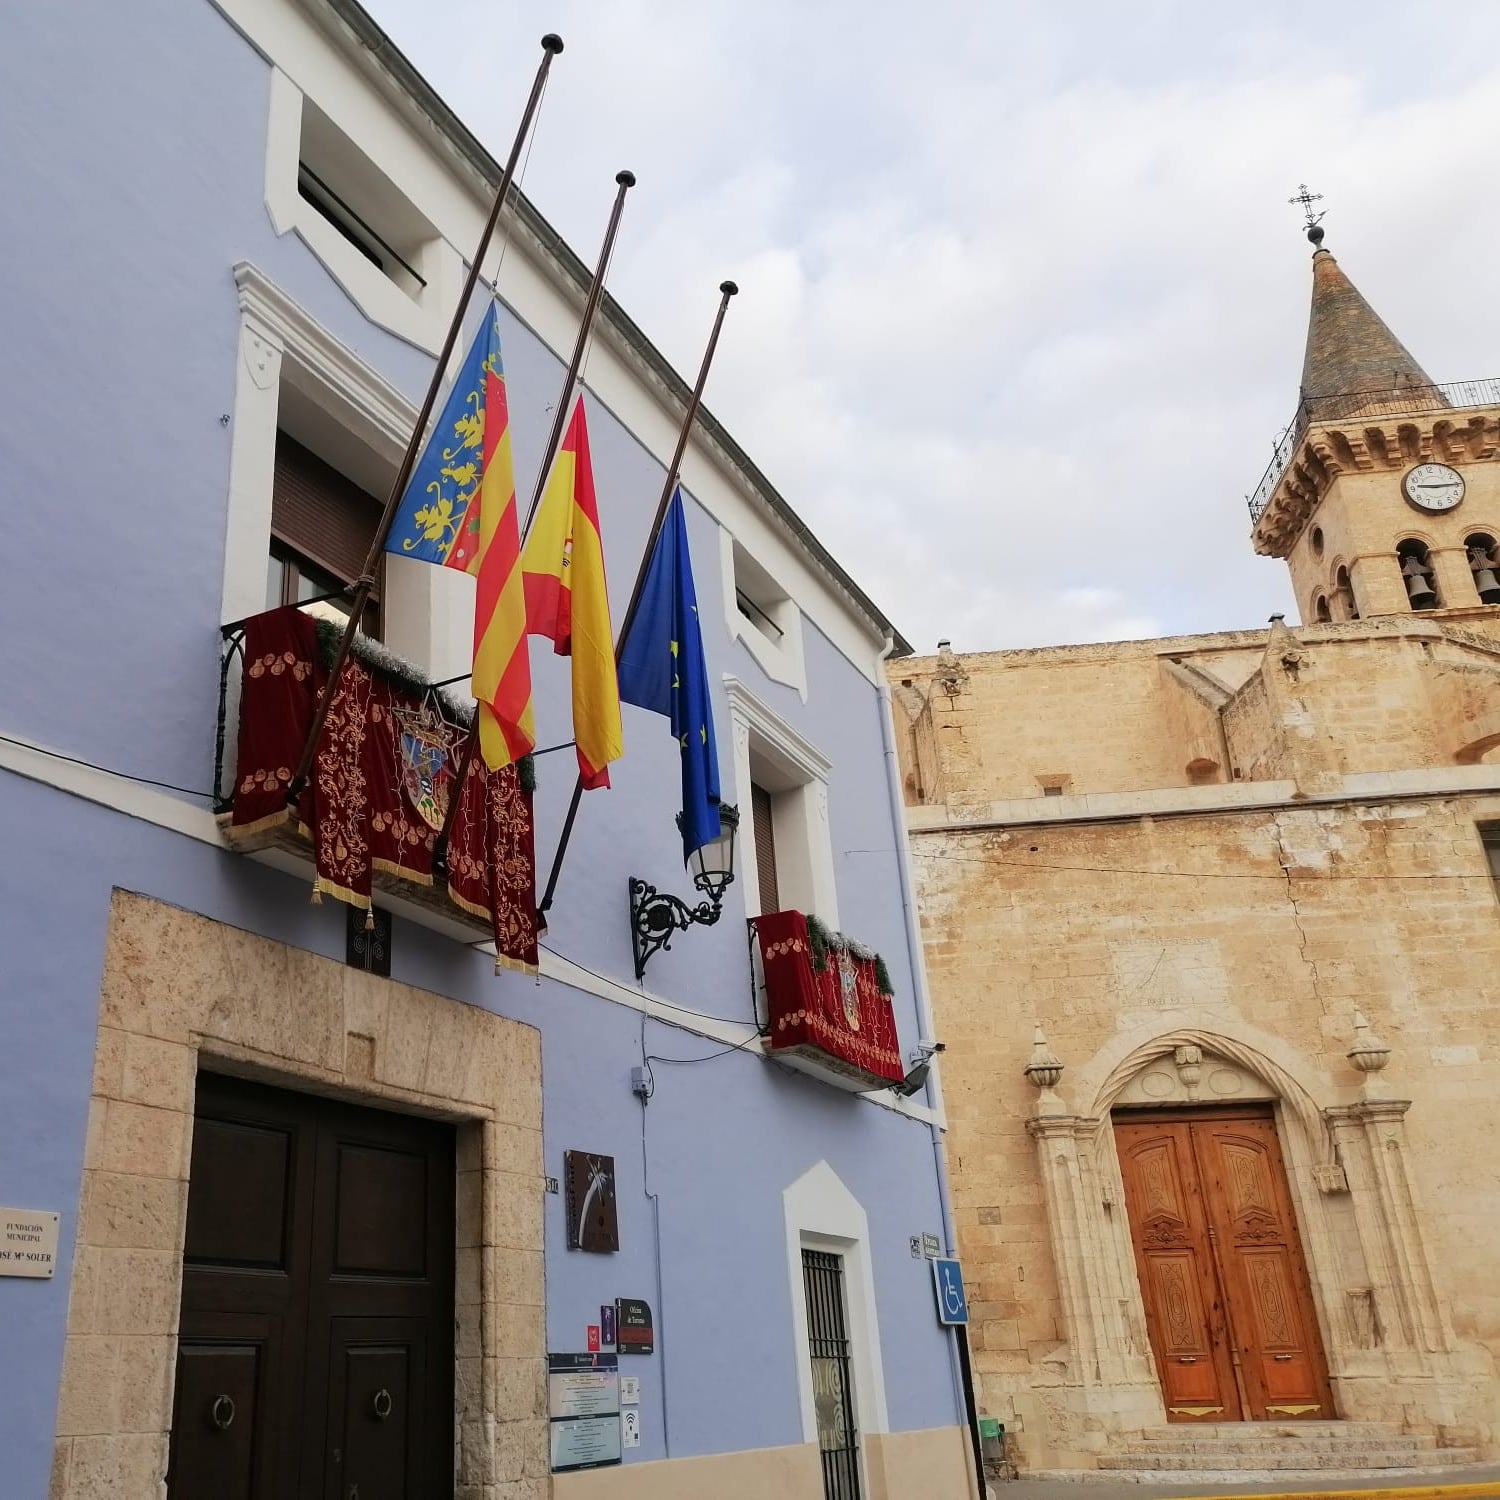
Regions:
[[365, 0, 1500, 653]]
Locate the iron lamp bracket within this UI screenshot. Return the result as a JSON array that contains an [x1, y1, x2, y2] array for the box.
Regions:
[[629, 875, 730, 981]]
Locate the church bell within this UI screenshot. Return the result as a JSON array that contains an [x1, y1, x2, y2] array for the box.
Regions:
[[1402, 558, 1437, 610], [1470, 550, 1500, 605]]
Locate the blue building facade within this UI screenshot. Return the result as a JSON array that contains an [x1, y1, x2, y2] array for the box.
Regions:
[[0, 1, 974, 1497]]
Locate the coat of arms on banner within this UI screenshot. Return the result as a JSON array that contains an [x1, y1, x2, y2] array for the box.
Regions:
[[393, 702, 463, 832], [836, 949, 862, 1033]]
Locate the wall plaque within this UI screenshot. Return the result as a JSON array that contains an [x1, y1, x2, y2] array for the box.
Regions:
[[0, 1209, 59, 1279], [564, 1151, 618, 1252]]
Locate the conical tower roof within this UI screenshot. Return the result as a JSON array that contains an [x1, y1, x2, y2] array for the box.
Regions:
[[1300, 240, 1436, 405]]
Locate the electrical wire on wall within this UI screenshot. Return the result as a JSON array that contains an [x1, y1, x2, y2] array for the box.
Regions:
[[633, 1008, 767, 1460]]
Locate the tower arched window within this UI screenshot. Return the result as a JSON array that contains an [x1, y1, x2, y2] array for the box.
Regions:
[[1332, 565, 1359, 621], [1312, 592, 1331, 622], [1467, 533, 1500, 605], [1397, 539, 1439, 611]]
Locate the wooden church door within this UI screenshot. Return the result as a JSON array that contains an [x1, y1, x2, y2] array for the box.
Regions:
[[1115, 1107, 1332, 1423]]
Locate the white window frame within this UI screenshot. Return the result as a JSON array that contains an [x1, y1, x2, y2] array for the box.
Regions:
[[263, 68, 458, 355], [783, 1160, 889, 1471], [224, 262, 471, 679], [724, 675, 837, 925], [721, 529, 808, 698]]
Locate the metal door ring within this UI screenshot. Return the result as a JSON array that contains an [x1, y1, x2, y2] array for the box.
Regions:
[[210, 1394, 236, 1430], [372, 1388, 393, 1421]]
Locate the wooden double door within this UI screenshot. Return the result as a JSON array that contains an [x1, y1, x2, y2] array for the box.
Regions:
[[1114, 1107, 1332, 1423], [167, 1074, 455, 1499]]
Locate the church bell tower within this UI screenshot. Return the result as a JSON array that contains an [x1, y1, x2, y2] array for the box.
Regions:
[[1251, 212, 1500, 624]]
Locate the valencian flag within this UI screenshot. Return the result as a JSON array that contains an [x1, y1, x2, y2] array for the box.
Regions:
[[617, 489, 721, 858], [521, 397, 624, 788], [384, 305, 534, 771]]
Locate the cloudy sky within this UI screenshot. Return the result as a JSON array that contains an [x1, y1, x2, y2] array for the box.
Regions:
[[365, 0, 1500, 654]]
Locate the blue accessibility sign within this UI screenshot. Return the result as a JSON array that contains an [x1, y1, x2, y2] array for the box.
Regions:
[[932, 1256, 969, 1325]]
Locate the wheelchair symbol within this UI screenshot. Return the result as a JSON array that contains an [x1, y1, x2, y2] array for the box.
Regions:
[[933, 1257, 968, 1325]]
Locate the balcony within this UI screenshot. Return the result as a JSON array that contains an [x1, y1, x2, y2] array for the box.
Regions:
[[215, 604, 539, 972], [1247, 378, 1500, 525], [751, 910, 905, 1094]]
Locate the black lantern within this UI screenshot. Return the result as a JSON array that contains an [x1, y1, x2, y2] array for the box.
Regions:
[[628, 804, 739, 980]]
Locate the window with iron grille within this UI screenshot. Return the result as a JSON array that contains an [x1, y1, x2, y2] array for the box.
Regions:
[[802, 1248, 861, 1500]]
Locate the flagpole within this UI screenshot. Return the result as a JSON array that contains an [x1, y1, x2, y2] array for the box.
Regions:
[[519, 169, 637, 540], [286, 33, 564, 805], [433, 168, 638, 878], [535, 279, 739, 929]]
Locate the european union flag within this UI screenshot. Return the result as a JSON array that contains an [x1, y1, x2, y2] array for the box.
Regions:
[[617, 490, 722, 859]]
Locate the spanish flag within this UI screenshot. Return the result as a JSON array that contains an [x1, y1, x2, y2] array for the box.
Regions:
[[384, 306, 534, 770], [522, 397, 623, 788]]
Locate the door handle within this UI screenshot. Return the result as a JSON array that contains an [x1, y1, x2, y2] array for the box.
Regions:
[[1273, 1353, 1293, 1362], [1177, 1356, 1198, 1363], [209, 1394, 236, 1430], [372, 1388, 394, 1421]]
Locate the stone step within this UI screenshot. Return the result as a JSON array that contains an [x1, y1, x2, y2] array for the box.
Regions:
[[1135, 1421, 1397, 1439], [1128, 1428, 1434, 1440], [1097, 1448, 1481, 1473], [1124, 1439, 1437, 1457], [1033, 1459, 1487, 1484]]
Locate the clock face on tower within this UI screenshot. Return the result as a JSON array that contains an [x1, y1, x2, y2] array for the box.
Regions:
[[1403, 462, 1465, 513]]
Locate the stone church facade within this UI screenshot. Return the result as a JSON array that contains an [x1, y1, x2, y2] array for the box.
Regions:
[[892, 234, 1500, 1475]]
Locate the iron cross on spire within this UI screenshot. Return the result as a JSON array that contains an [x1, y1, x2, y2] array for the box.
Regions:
[[1289, 183, 1325, 229]]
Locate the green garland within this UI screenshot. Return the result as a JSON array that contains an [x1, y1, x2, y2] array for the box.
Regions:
[[805, 913, 894, 997], [312, 618, 535, 792]]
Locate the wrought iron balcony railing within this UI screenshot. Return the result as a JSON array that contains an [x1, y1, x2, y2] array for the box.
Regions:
[[1247, 378, 1500, 523]]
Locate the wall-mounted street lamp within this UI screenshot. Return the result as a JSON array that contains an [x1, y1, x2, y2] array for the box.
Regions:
[[628, 804, 739, 981]]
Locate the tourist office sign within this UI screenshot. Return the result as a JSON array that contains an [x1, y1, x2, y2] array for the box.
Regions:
[[615, 1297, 653, 1354]]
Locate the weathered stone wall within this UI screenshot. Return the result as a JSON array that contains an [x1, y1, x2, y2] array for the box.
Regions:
[[896, 618, 1500, 808], [894, 620, 1500, 1469], [918, 798, 1500, 1465]]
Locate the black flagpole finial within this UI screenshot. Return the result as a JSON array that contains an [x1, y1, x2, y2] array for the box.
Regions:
[[1289, 183, 1326, 246]]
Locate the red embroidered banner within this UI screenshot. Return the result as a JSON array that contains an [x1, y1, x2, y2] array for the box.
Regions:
[[754, 910, 904, 1089], [229, 607, 539, 973]]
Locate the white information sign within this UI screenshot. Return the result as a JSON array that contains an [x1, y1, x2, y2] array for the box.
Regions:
[[0, 1209, 59, 1279], [621, 1408, 641, 1448], [619, 1376, 640, 1405], [549, 1366, 619, 1419], [550, 1415, 622, 1469]]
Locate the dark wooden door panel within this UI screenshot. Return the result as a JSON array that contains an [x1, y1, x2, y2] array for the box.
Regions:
[[331, 1141, 430, 1279], [184, 1116, 295, 1270], [1193, 1116, 1333, 1420], [171, 1074, 454, 1500], [323, 1320, 428, 1500], [168, 1341, 263, 1500], [1115, 1119, 1241, 1421]]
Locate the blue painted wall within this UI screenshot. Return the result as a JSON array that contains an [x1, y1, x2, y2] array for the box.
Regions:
[[0, 1, 960, 1494]]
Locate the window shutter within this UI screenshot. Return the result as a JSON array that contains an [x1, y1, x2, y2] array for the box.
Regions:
[[271, 432, 383, 596], [751, 782, 780, 915]]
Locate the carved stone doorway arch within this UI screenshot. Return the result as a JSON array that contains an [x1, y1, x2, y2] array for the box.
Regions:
[[1023, 1021, 1485, 1467]]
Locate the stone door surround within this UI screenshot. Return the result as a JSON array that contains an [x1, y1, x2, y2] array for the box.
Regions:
[[1023, 1017, 1485, 1460], [51, 890, 547, 1500]]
